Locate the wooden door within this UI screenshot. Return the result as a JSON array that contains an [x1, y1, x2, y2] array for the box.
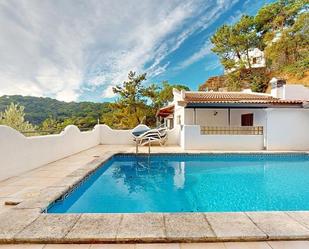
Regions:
[[241, 113, 253, 126]]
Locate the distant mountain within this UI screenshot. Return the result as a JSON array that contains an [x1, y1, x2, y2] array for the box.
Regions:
[[0, 95, 110, 125]]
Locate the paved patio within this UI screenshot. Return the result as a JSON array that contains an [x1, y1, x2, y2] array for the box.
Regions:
[[1, 241, 309, 248], [0, 145, 309, 245]]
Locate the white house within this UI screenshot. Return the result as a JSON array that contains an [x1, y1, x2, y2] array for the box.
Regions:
[[157, 79, 309, 151], [0, 79, 309, 181], [225, 48, 266, 74]]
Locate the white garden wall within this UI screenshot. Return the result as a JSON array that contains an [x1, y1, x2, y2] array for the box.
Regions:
[[0, 125, 100, 181], [1, 108, 308, 182], [266, 109, 309, 150], [0, 124, 179, 181], [98, 124, 179, 145], [99, 124, 134, 145], [181, 125, 264, 150]]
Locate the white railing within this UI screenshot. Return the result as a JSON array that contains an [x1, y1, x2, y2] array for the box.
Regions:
[[182, 125, 265, 150]]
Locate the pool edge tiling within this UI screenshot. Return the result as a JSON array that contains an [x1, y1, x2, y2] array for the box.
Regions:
[[1, 149, 309, 243]]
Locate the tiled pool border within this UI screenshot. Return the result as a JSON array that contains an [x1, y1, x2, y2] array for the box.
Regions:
[[1, 151, 309, 243]]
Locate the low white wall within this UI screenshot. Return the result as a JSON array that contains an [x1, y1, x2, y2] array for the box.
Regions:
[[266, 109, 309, 150], [99, 124, 134, 145], [182, 125, 264, 150], [98, 124, 179, 145], [0, 125, 100, 181], [2, 108, 308, 182], [0, 124, 179, 181], [166, 127, 180, 145]]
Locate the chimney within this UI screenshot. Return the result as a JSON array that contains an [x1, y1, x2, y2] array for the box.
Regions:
[[270, 77, 286, 99]]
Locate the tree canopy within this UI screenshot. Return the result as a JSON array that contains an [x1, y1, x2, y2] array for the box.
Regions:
[[102, 72, 189, 129], [211, 15, 261, 70], [0, 95, 111, 129], [0, 103, 36, 133], [210, 0, 308, 92]]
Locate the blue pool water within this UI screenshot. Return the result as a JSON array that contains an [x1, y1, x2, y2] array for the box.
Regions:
[[48, 153, 309, 213]]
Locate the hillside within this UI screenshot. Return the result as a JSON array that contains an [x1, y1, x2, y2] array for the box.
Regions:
[[207, 0, 308, 93], [0, 95, 110, 125], [278, 71, 309, 87], [200, 70, 309, 92]]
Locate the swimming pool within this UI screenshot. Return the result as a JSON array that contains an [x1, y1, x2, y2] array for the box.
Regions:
[[48, 153, 309, 213]]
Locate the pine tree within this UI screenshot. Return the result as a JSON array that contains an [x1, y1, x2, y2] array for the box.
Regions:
[[0, 103, 36, 133]]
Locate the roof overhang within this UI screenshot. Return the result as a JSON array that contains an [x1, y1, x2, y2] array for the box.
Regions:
[[179, 101, 304, 109], [179, 91, 305, 109], [156, 104, 175, 117], [303, 101, 309, 109]]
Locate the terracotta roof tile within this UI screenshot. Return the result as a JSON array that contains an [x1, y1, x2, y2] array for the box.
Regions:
[[156, 104, 174, 117], [183, 92, 303, 105]]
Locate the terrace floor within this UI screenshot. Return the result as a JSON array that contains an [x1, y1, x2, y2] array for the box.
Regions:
[[1, 145, 309, 248], [1, 241, 309, 248]]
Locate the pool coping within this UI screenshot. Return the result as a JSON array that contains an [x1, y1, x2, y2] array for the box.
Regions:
[[1, 150, 309, 243]]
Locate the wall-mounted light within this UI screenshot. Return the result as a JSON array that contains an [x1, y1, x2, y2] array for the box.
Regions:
[[213, 111, 218, 116]]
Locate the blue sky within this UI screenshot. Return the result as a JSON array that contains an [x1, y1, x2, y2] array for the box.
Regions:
[[0, 0, 275, 102]]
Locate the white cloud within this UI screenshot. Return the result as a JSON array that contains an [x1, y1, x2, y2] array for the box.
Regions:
[[102, 85, 116, 99], [173, 0, 239, 70], [176, 42, 213, 70], [0, 0, 238, 101], [205, 61, 222, 71]]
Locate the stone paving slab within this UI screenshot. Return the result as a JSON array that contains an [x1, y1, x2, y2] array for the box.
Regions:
[[0, 209, 40, 242], [15, 186, 68, 211], [180, 243, 226, 249], [246, 212, 309, 239], [135, 244, 180, 249], [65, 214, 122, 242], [286, 211, 309, 230], [268, 240, 309, 249], [205, 212, 267, 241], [1, 146, 309, 243], [50, 176, 84, 189], [164, 213, 215, 241], [13, 198, 50, 211], [224, 241, 271, 249], [116, 213, 165, 242], [14, 214, 81, 243]]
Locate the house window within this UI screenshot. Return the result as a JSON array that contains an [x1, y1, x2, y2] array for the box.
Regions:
[[241, 113, 254, 126], [252, 57, 257, 64]]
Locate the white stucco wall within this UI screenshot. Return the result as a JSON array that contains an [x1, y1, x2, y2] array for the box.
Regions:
[[1, 106, 308, 182], [184, 109, 229, 126], [266, 108, 309, 150], [99, 124, 135, 145], [173, 98, 185, 146], [283, 85, 309, 100], [99, 124, 179, 146], [0, 123, 179, 181], [166, 127, 180, 145], [271, 84, 309, 100], [183, 108, 266, 127], [181, 125, 264, 150], [0, 125, 100, 181], [230, 109, 266, 127]]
